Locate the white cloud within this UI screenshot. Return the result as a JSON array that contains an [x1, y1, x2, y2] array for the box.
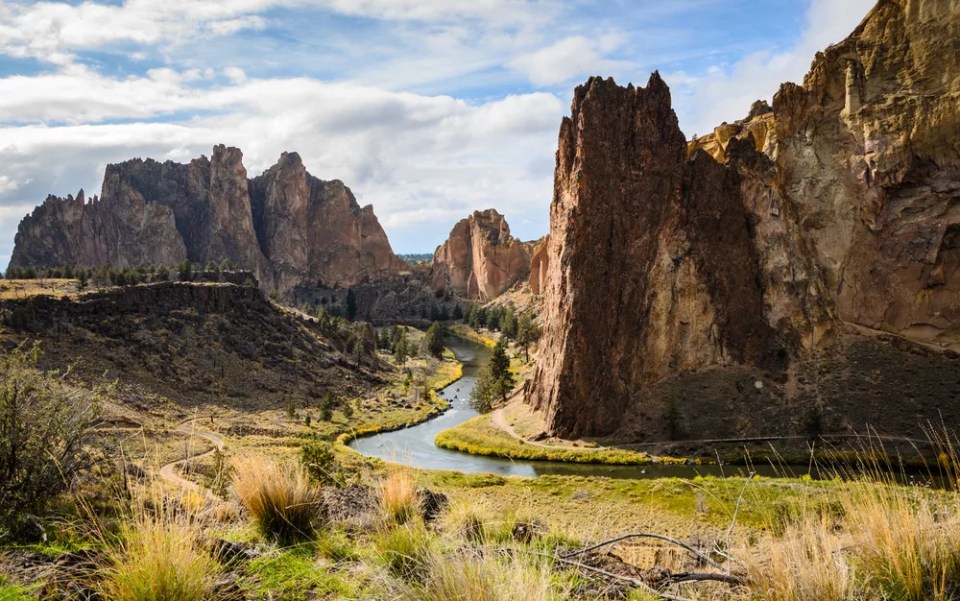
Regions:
[[667, 0, 876, 137], [508, 34, 629, 86], [0, 0, 279, 64], [0, 67, 563, 265], [223, 66, 248, 84], [0, 176, 18, 194]]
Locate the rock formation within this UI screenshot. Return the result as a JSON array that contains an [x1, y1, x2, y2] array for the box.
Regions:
[[431, 209, 531, 301], [528, 235, 550, 296], [10, 146, 404, 292], [528, 0, 960, 441]]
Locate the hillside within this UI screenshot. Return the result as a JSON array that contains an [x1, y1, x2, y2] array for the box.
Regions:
[[0, 280, 384, 411]]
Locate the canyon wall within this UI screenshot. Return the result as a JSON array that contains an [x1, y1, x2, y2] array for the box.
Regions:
[[528, 0, 960, 440], [431, 209, 531, 301], [10, 146, 404, 292]]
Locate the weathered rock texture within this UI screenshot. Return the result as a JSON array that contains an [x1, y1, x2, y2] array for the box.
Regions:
[[528, 235, 550, 295], [10, 146, 404, 292], [431, 209, 531, 300], [528, 0, 960, 441]]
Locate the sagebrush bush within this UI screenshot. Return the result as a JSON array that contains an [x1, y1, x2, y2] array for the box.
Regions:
[[232, 456, 324, 544], [0, 342, 104, 537]]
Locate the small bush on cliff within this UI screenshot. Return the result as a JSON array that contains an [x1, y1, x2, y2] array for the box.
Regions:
[[0, 342, 104, 538]]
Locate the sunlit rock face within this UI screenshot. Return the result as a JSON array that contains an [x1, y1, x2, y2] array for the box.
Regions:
[[431, 208, 531, 301], [11, 145, 404, 291], [528, 0, 960, 440]]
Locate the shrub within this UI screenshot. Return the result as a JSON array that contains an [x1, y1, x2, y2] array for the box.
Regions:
[[300, 440, 342, 486], [379, 469, 418, 526], [0, 342, 103, 537], [232, 456, 324, 545], [100, 491, 220, 601]]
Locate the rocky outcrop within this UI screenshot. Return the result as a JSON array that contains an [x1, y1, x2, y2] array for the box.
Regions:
[[10, 146, 404, 292], [431, 209, 531, 301], [527, 0, 960, 440], [528, 235, 550, 295]]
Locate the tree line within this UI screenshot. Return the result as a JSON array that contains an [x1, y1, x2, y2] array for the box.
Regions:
[[2, 259, 253, 289]]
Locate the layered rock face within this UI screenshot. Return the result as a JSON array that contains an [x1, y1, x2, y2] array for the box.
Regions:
[[10, 146, 403, 292], [528, 0, 960, 440], [431, 209, 531, 300]]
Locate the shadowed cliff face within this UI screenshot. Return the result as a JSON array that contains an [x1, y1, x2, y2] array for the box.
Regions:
[[528, 0, 960, 440], [431, 209, 531, 301], [10, 146, 403, 292]]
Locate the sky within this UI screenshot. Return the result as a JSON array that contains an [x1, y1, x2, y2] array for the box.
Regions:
[[0, 0, 876, 267]]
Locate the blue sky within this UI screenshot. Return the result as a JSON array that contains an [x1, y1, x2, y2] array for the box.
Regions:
[[0, 0, 876, 267]]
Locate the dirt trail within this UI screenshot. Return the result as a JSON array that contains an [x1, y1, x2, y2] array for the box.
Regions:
[[490, 398, 587, 451], [157, 422, 225, 497]]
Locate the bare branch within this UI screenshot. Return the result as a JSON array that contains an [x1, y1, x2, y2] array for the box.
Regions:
[[561, 532, 728, 571]]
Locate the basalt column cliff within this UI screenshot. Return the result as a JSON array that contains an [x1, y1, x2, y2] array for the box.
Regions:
[[527, 0, 960, 440], [10, 146, 404, 292]]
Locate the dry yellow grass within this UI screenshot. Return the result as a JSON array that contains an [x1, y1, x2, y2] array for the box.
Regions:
[[743, 479, 960, 601], [0, 278, 81, 300], [100, 489, 220, 601], [390, 552, 558, 601], [232, 455, 324, 544], [379, 468, 419, 525]]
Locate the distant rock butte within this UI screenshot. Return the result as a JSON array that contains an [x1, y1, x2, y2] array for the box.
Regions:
[[431, 209, 531, 301], [10, 145, 404, 292], [527, 0, 960, 440]]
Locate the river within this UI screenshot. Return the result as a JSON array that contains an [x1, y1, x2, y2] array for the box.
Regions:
[[349, 335, 793, 480]]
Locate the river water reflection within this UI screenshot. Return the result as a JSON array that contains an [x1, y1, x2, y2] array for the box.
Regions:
[[349, 335, 791, 480]]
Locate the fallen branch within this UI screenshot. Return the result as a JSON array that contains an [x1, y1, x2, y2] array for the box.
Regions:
[[549, 555, 692, 601], [665, 571, 745, 586], [561, 532, 729, 572]]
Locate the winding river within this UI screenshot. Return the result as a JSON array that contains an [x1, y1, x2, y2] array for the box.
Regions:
[[349, 335, 789, 480]]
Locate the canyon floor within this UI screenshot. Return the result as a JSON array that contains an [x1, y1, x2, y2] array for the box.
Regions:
[[1, 280, 958, 601]]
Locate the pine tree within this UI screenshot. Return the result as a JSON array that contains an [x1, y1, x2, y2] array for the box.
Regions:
[[516, 314, 541, 362], [423, 321, 446, 358], [501, 308, 517, 339]]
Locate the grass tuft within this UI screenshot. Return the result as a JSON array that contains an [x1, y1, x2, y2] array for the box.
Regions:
[[378, 469, 419, 526], [373, 522, 435, 580], [391, 551, 558, 601], [232, 456, 324, 545], [100, 491, 220, 601]]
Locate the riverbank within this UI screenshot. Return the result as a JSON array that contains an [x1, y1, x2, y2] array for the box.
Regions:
[[435, 413, 690, 465]]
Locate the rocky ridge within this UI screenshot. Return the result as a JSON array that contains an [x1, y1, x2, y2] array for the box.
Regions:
[[431, 209, 532, 301], [527, 0, 960, 440], [10, 146, 404, 293]]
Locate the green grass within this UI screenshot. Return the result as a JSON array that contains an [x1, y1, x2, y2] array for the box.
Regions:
[[448, 324, 497, 348], [434, 413, 681, 465], [240, 546, 360, 600], [0, 582, 38, 601]]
